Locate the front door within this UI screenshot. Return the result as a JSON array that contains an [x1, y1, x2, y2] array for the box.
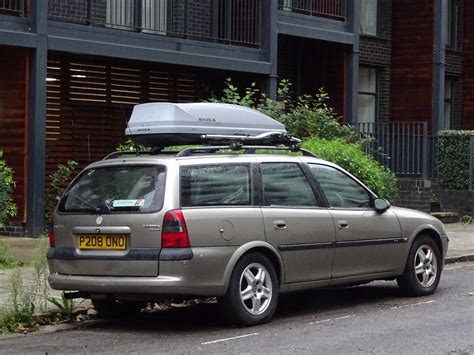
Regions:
[[308, 164, 402, 279]]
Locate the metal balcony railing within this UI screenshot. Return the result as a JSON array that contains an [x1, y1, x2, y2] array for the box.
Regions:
[[0, 0, 24, 15], [48, 0, 262, 48], [355, 122, 432, 178], [278, 0, 346, 21]]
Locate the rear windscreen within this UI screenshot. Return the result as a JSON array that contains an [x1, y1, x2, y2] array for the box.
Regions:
[[58, 165, 166, 214]]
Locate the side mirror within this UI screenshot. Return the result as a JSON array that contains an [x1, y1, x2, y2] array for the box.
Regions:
[[374, 198, 391, 213]]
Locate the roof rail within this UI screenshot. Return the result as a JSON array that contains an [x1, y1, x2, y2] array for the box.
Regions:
[[175, 145, 318, 158], [102, 148, 178, 160], [200, 132, 300, 146]]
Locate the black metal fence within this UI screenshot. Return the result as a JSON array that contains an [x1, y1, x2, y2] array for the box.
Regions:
[[48, 0, 263, 47], [278, 0, 347, 21], [0, 0, 24, 15], [355, 122, 432, 179]]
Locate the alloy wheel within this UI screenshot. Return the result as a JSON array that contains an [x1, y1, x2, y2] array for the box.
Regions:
[[414, 244, 438, 288], [239, 262, 273, 315]]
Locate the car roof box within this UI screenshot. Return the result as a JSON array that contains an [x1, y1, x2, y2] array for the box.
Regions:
[[126, 102, 288, 147]]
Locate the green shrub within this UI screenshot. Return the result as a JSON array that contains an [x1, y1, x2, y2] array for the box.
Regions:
[[0, 150, 17, 227], [302, 138, 399, 201], [436, 130, 474, 190], [44, 160, 78, 221], [207, 79, 361, 143]]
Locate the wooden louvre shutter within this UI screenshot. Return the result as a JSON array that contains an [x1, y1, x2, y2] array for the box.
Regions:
[[46, 56, 198, 180]]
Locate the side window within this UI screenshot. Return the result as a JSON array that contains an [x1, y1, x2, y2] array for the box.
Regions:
[[309, 164, 372, 208], [180, 164, 251, 207], [261, 163, 318, 207]]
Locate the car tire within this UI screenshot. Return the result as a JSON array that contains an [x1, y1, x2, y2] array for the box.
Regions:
[[92, 298, 143, 318], [219, 252, 279, 326], [397, 235, 442, 297]]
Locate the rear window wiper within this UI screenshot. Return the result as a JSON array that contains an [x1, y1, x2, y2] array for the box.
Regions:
[[71, 196, 108, 214]]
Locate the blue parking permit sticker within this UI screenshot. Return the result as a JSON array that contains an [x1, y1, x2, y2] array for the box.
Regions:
[[113, 199, 145, 208]]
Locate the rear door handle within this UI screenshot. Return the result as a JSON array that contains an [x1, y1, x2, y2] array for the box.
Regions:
[[337, 220, 349, 229], [273, 220, 287, 230]]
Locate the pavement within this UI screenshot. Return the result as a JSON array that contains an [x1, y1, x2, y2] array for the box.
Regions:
[[0, 222, 472, 312]]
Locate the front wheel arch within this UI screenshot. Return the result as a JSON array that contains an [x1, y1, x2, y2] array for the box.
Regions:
[[405, 229, 444, 272]]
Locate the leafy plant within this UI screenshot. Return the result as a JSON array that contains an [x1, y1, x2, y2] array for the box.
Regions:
[[436, 130, 474, 190], [32, 237, 51, 313], [0, 269, 37, 334], [44, 160, 78, 221], [302, 138, 399, 201], [116, 139, 151, 152], [48, 292, 75, 321], [0, 237, 52, 334], [0, 150, 17, 227], [0, 240, 22, 269], [207, 77, 260, 107], [460, 215, 474, 225]]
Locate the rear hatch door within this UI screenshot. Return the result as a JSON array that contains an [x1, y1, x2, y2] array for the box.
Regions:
[[51, 160, 170, 277]]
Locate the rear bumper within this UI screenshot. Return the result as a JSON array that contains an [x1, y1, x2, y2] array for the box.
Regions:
[[47, 246, 238, 297], [48, 273, 225, 296]]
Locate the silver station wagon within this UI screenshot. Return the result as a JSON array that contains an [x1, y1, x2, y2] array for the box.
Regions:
[[47, 103, 448, 326]]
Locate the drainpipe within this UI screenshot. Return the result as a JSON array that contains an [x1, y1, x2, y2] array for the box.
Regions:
[[344, 0, 360, 124], [26, 0, 48, 237], [264, 1, 278, 99], [432, 0, 447, 134]]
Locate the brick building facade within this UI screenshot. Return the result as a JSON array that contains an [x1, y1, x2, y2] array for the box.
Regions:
[[0, 0, 473, 236]]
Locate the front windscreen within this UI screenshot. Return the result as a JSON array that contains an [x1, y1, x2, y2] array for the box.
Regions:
[[58, 165, 166, 214]]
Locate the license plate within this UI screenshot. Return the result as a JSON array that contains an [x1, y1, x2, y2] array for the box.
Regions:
[[77, 234, 126, 250]]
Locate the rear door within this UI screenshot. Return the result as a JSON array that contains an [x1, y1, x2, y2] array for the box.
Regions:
[[259, 160, 336, 283], [51, 161, 170, 277], [308, 163, 403, 278]]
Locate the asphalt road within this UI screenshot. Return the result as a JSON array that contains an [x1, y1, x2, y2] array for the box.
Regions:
[[1, 262, 473, 354]]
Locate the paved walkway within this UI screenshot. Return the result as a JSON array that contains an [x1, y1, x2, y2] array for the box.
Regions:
[[0, 223, 472, 312]]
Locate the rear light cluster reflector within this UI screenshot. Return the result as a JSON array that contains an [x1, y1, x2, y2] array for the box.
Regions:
[[162, 210, 190, 248], [49, 228, 55, 248]]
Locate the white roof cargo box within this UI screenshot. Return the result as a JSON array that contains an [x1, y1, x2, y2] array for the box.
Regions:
[[126, 102, 288, 147]]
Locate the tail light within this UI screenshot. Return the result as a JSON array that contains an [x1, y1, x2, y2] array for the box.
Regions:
[[49, 227, 55, 248], [162, 210, 190, 248]]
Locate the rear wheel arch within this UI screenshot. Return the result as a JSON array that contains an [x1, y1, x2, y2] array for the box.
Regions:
[[223, 242, 284, 292]]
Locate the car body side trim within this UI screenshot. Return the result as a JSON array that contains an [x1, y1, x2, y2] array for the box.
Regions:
[[278, 241, 334, 251], [335, 237, 405, 248], [278, 237, 405, 252]]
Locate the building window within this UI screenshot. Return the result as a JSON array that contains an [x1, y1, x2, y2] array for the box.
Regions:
[[360, 0, 377, 36], [446, 0, 458, 48], [106, 0, 167, 33], [444, 78, 455, 129], [358, 67, 378, 124], [106, 0, 135, 30]]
